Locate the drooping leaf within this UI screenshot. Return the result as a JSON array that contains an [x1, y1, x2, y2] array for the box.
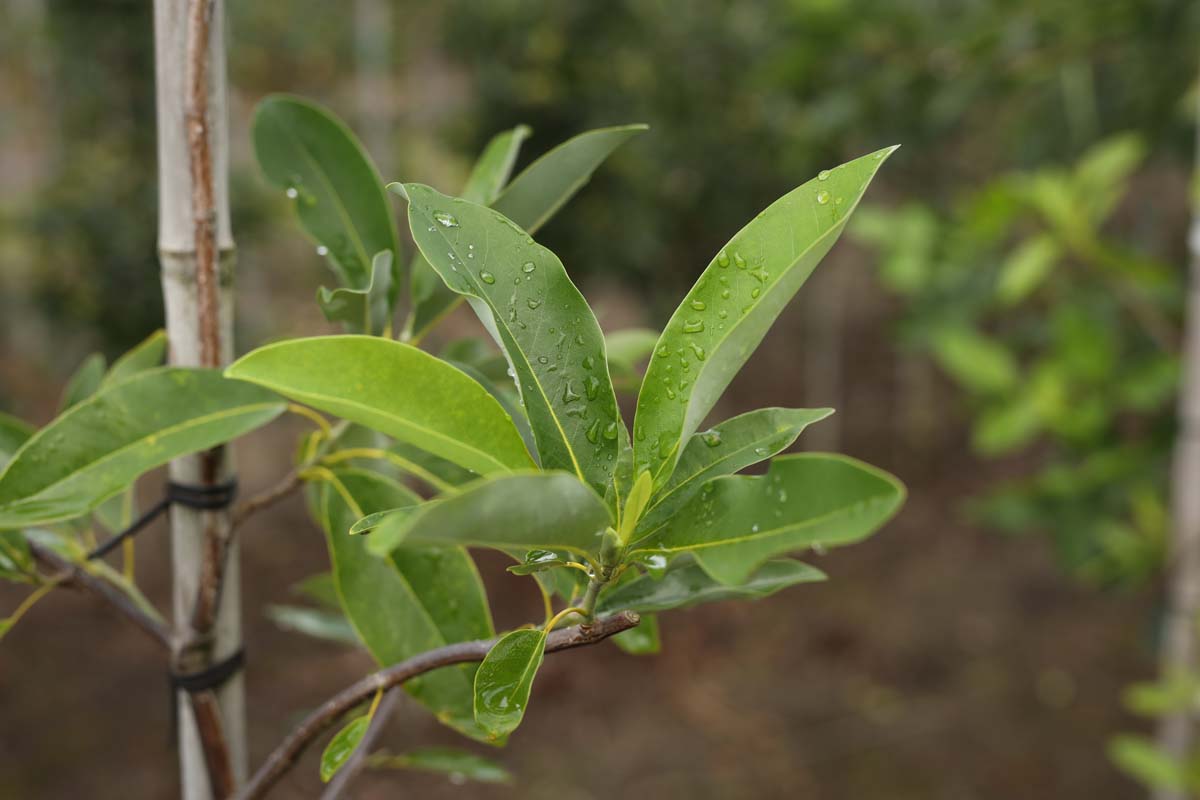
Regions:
[[101, 330, 167, 388], [252, 95, 400, 294], [396, 184, 622, 495], [631, 454, 904, 585], [59, 353, 106, 412], [612, 613, 660, 655], [403, 124, 646, 344], [0, 412, 34, 472], [360, 472, 612, 560], [367, 746, 512, 784], [0, 369, 286, 529], [317, 250, 394, 335], [227, 336, 533, 476], [633, 147, 897, 485], [598, 558, 825, 614], [321, 715, 370, 783], [638, 407, 833, 534], [473, 628, 547, 741], [491, 125, 648, 234], [265, 604, 360, 646], [318, 467, 494, 741]]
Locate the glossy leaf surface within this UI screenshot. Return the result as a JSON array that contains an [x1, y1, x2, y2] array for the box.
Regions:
[[321, 715, 370, 783], [633, 148, 897, 484], [398, 184, 621, 494], [0, 369, 285, 528], [227, 336, 533, 476], [598, 557, 825, 614], [473, 628, 546, 741], [632, 453, 904, 584]]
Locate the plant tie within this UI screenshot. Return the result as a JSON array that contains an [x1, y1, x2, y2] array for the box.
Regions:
[[84, 478, 238, 561]]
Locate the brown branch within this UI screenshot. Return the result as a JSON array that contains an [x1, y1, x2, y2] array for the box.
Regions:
[[28, 542, 173, 650], [231, 469, 303, 531], [319, 689, 403, 800], [192, 690, 238, 798], [185, 0, 219, 369], [237, 611, 641, 800]]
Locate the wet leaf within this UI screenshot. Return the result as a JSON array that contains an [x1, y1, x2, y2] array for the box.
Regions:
[[320, 715, 370, 783], [474, 628, 547, 741], [598, 558, 825, 614]]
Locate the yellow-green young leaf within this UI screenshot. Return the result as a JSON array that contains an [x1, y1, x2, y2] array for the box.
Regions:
[[321, 715, 370, 783], [0, 369, 285, 529], [252, 95, 399, 294], [363, 472, 612, 560], [598, 558, 825, 615], [59, 353, 106, 412], [930, 325, 1019, 394], [1108, 735, 1190, 793], [996, 235, 1059, 305], [0, 412, 34, 472], [318, 468, 493, 742], [631, 454, 904, 585], [368, 747, 512, 784], [396, 184, 622, 494], [633, 147, 897, 486], [474, 628, 546, 741], [612, 613, 660, 655], [226, 336, 533, 476], [101, 330, 167, 388], [406, 125, 645, 342], [638, 407, 834, 536], [317, 250, 394, 335], [618, 470, 653, 543]]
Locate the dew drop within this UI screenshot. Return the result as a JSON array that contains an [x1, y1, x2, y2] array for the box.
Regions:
[[285, 187, 299, 199], [479, 270, 496, 284], [583, 355, 596, 370], [682, 320, 705, 334], [562, 382, 581, 403], [522, 261, 536, 274], [817, 169, 831, 181], [701, 429, 722, 447], [433, 211, 460, 227], [733, 252, 747, 269], [816, 190, 831, 205], [690, 299, 707, 311], [602, 421, 619, 441], [527, 298, 542, 310], [689, 342, 707, 360], [584, 374, 601, 400], [721, 289, 731, 299], [717, 249, 730, 268], [751, 287, 761, 299], [718, 309, 728, 319], [656, 344, 671, 358], [316, 245, 329, 257], [537, 356, 549, 364], [586, 418, 602, 444]]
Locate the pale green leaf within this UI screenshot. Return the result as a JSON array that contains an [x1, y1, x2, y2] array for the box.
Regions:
[[367, 747, 512, 784], [0, 369, 286, 528], [226, 336, 534, 476], [633, 147, 896, 485], [266, 604, 359, 646]]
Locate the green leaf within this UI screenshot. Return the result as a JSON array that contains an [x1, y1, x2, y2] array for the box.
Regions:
[[0, 412, 34, 472], [293, 572, 341, 609], [0, 530, 34, 582], [639, 407, 834, 535], [317, 250, 394, 335], [227, 336, 533, 476], [101, 330, 167, 388], [996, 235, 1059, 305], [265, 604, 360, 646], [598, 558, 825, 614], [367, 746, 512, 784], [612, 613, 660, 655], [362, 472, 612, 560], [252, 94, 400, 293], [474, 628, 547, 741], [1108, 735, 1190, 793], [404, 124, 646, 344], [605, 328, 660, 370], [396, 184, 622, 494], [321, 715, 371, 783], [59, 353, 106, 412], [930, 326, 1019, 394], [318, 467, 494, 741], [631, 453, 904, 585], [618, 470, 653, 542], [506, 549, 572, 575], [633, 147, 896, 485], [0, 369, 286, 529]]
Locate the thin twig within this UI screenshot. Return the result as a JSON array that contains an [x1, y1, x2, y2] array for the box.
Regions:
[[231, 470, 303, 531], [28, 542, 172, 650], [320, 689, 403, 800], [237, 611, 641, 800]]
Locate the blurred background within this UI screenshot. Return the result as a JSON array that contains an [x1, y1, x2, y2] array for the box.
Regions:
[[3, 0, 1200, 797]]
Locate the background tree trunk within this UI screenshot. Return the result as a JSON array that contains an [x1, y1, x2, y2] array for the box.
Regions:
[[1154, 74, 1200, 800], [153, 1, 244, 796]]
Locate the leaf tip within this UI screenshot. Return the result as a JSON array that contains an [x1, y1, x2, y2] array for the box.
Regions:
[[385, 182, 409, 201]]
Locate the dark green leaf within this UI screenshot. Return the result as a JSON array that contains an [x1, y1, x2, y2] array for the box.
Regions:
[[252, 94, 400, 293], [474, 628, 546, 741], [599, 558, 825, 614], [633, 148, 896, 485], [227, 336, 533, 476], [0, 369, 285, 528], [396, 184, 622, 494], [361, 472, 612, 560], [631, 454, 904, 585], [318, 467, 493, 741]]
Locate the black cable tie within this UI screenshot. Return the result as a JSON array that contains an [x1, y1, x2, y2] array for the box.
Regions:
[[169, 647, 246, 694], [85, 478, 238, 561]]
